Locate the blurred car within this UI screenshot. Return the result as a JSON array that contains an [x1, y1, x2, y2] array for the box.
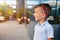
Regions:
[[0, 16, 5, 22], [17, 16, 30, 24], [17, 17, 24, 24], [24, 16, 30, 24]]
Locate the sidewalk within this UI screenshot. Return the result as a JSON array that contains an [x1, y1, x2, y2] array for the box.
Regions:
[[0, 21, 31, 40]]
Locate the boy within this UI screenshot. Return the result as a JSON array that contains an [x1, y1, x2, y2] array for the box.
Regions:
[[33, 3, 54, 40]]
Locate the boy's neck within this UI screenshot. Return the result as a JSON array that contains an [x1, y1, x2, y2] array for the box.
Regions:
[[39, 19, 46, 24]]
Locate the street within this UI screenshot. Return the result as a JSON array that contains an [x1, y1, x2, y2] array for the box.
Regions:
[[0, 21, 31, 40]]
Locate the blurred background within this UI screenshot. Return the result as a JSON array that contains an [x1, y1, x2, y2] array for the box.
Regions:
[[0, 0, 60, 40]]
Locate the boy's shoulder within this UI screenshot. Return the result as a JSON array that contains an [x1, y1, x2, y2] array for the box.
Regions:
[[46, 22, 53, 29]]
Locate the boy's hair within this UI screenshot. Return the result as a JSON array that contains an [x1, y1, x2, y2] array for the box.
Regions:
[[34, 3, 51, 18]]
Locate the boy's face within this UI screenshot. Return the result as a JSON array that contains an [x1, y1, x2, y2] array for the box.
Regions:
[[33, 7, 46, 21]]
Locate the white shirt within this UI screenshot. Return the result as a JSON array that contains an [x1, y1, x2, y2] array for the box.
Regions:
[[33, 21, 54, 40]]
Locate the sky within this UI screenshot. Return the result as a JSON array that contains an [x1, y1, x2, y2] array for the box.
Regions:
[[27, 0, 60, 9]]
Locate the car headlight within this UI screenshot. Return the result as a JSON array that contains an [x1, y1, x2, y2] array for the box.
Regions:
[[24, 16, 27, 20], [28, 18, 30, 21], [17, 18, 21, 21]]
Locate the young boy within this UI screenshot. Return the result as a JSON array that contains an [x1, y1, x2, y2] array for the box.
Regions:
[[33, 3, 54, 40]]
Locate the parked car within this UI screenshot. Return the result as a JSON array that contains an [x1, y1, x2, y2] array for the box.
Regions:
[[17, 16, 30, 24]]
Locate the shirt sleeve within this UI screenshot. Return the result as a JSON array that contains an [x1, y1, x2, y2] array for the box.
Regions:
[[46, 25, 54, 38]]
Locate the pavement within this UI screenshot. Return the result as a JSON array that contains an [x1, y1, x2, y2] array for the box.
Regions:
[[0, 21, 31, 40]]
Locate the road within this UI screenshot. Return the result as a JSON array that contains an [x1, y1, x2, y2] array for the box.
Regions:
[[0, 21, 31, 40]]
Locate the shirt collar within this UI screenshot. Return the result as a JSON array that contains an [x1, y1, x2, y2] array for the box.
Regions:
[[38, 20, 48, 26]]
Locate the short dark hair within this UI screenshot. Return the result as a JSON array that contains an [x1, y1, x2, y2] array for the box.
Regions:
[[34, 3, 51, 18]]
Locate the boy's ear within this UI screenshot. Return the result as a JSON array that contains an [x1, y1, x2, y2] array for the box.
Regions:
[[43, 13, 45, 16], [43, 13, 46, 17]]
